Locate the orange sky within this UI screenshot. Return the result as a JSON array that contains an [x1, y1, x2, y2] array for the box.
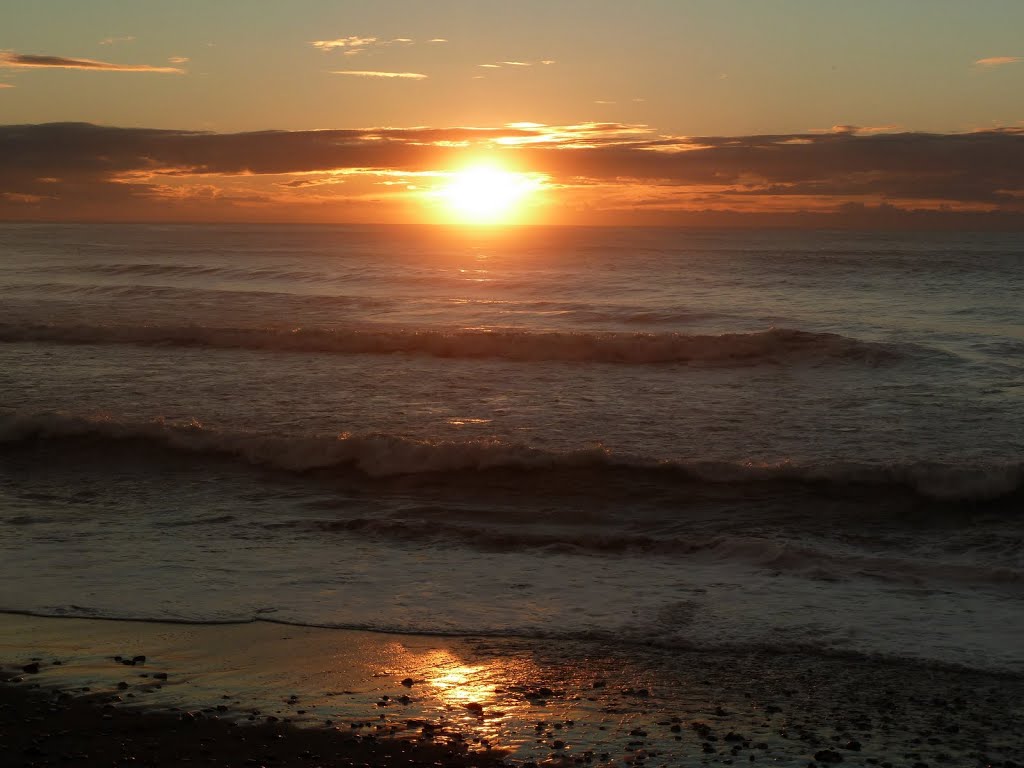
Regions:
[[2, 1, 1023, 227]]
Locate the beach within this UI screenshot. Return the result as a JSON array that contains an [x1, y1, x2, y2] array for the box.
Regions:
[[3, 613, 1023, 766]]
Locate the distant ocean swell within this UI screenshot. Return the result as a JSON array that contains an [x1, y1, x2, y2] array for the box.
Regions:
[[0, 323, 901, 365], [2, 412, 1020, 502]]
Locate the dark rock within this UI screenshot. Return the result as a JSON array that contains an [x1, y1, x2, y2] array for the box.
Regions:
[[552, 740, 565, 749], [153, 672, 168, 680], [843, 740, 861, 751], [21, 663, 40, 674], [669, 724, 681, 733], [400, 677, 415, 687], [116, 682, 129, 690], [132, 655, 146, 664], [813, 750, 843, 763]]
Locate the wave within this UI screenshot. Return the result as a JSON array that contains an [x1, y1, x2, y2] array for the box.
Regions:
[[32, 261, 333, 283], [0, 322, 900, 366], [268, 517, 1022, 587], [1, 411, 1020, 503]]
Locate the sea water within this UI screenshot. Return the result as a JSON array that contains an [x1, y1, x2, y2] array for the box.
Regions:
[[1, 223, 1021, 671]]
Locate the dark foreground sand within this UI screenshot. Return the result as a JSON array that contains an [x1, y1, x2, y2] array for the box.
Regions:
[[2, 614, 1022, 767], [1, 682, 505, 768]]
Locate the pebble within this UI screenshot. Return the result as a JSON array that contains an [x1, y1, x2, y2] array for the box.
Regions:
[[813, 749, 844, 763]]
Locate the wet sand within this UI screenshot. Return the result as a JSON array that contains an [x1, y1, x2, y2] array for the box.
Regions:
[[2, 613, 1023, 767]]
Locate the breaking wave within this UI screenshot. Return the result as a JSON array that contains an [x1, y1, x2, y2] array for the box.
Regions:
[[1, 411, 1019, 503], [0, 322, 900, 366]]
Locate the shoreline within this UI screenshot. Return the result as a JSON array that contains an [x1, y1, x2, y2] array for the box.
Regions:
[[3, 614, 1022, 766], [2, 608, 1019, 679]]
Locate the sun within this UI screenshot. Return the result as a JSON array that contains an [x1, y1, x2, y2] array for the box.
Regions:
[[440, 164, 541, 224]]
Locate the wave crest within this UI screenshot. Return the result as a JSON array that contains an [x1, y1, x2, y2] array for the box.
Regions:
[[1, 412, 1019, 502], [0, 322, 899, 366]]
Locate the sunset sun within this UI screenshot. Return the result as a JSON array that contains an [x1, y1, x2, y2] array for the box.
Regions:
[[441, 164, 541, 224]]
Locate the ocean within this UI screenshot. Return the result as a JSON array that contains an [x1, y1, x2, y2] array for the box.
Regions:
[[1, 222, 1022, 673]]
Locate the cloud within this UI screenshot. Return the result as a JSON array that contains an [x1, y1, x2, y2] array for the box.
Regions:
[[479, 60, 554, 69], [974, 56, 1021, 67], [330, 70, 427, 79], [168, 56, 190, 65], [1, 122, 1021, 225], [312, 36, 417, 56], [311, 36, 378, 52], [0, 52, 183, 73], [99, 36, 135, 46], [0, 83, 14, 89], [429, 38, 448, 43], [816, 124, 900, 136]]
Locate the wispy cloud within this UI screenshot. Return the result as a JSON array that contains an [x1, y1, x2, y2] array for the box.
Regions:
[[429, 38, 448, 43], [331, 70, 427, 79], [312, 36, 378, 52], [0, 83, 13, 89], [0, 52, 183, 73], [168, 56, 189, 64], [820, 124, 900, 136], [478, 60, 555, 69], [99, 36, 135, 46], [974, 56, 1021, 68], [312, 36, 418, 56]]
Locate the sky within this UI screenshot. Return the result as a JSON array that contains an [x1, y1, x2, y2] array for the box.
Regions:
[[2, 0, 1023, 226]]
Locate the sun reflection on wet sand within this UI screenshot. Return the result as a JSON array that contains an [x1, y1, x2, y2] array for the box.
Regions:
[[374, 647, 534, 751]]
